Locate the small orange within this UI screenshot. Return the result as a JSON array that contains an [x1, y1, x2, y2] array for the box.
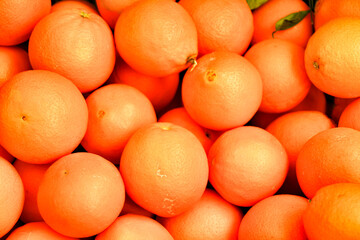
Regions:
[[100, 0, 141, 13], [182, 51, 263, 131], [179, 0, 253, 56], [95, 0, 120, 29], [157, 188, 243, 240], [120, 122, 209, 217], [96, 214, 173, 240], [0, 46, 31, 88], [0, 158, 24, 238], [304, 17, 360, 98], [208, 126, 288, 207], [0, 70, 88, 164], [303, 183, 360, 240], [37, 152, 125, 238], [81, 84, 156, 164], [245, 38, 311, 113], [238, 194, 308, 240], [6, 222, 78, 240], [114, 0, 198, 77], [13, 160, 50, 223], [297, 127, 360, 199], [28, 9, 115, 93]]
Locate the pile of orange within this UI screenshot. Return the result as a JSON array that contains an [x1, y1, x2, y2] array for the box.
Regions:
[[1, 0, 360, 239]]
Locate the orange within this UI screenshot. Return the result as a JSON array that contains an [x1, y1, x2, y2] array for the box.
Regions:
[[0, 70, 88, 164], [120, 122, 209, 217], [0, 158, 24, 238], [0, 0, 51, 46], [266, 111, 334, 195], [28, 9, 115, 93], [0, 46, 31, 88], [158, 107, 217, 154], [114, 0, 198, 77], [95, 0, 120, 29], [305, 17, 360, 98], [0, 145, 14, 163], [51, 0, 98, 14], [208, 126, 288, 207], [6, 222, 78, 240], [251, 0, 312, 48], [157, 188, 243, 240], [338, 98, 360, 131], [245, 38, 311, 113], [179, 0, 253, 56], [238, 194, 308, 240], [100, 0, 141, 13], [108, 56, 179, 111], [37, 152, 125, 238], [120, 194, 154, 218], [81, 83, 157, 164], [314, 0, 360, 31], [297, 127, 360, 199], [13, 160, 50, 223], [182, 51, 263, 131], [303, 183, 360, 240], [96, 214, 173, 240]]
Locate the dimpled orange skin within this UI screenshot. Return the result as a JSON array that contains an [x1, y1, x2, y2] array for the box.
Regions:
[[208, 126, 288, 207], [96, 214, 174, 240], [297, 127, 360, 199], [179, 0, 253, 56], [120, 122, 209, 218], [182, 51, 263, 131], [238, 194, 308, 240], [6, 222, 78, 240], [114, 0, 198, 77], [37, 152, 125, 238], [157, 189, 243, 240], [28, 9, 116, 93], [304, 17, 360, 98], [252, 0, 312, 48], [0, 0, 51, 46], [0, 70, 88, 164], [245, 38, 311, 113], [303, 183, 360, 240]]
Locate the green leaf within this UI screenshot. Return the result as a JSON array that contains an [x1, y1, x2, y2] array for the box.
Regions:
[[246, 0, 269, 10], [272, 10, 311, 38]]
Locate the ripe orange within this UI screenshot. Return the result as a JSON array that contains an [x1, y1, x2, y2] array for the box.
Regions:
[[179, 0, 253, 56], [314, 0, 360, 30], [297, 127, 360, 199], [208, 126, 288, 207], [51, 0, 98, 14], [0, 158, 24, 238], [37, 152, 125, 238], [114, 0, 198, 77], [100, 0, 141, 13], [109, 56, 179, 111], [0, 70, 88, 164], [157, 188, 243, 240], [158, 107, 216, 154], [303, 183, 360, 240], [6, 222, 78, 240], [13, 160, 50, 223], [28, 9, 115, 93], [245, 39, 311, 113], [96, 214, 173, 240], [182, 51, 263, 131], [238, 194, 308, 240], [251, 0, 312, 48], [338, 98, 360, 131], [120, 122, 209, 217], [0, 0, 51, 46], [266, 111, 334, 195], [304, 17, 360, 98], [81, 83, 157, 164], [0, 46, 31, 88], [95, 0, 120, 29]]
